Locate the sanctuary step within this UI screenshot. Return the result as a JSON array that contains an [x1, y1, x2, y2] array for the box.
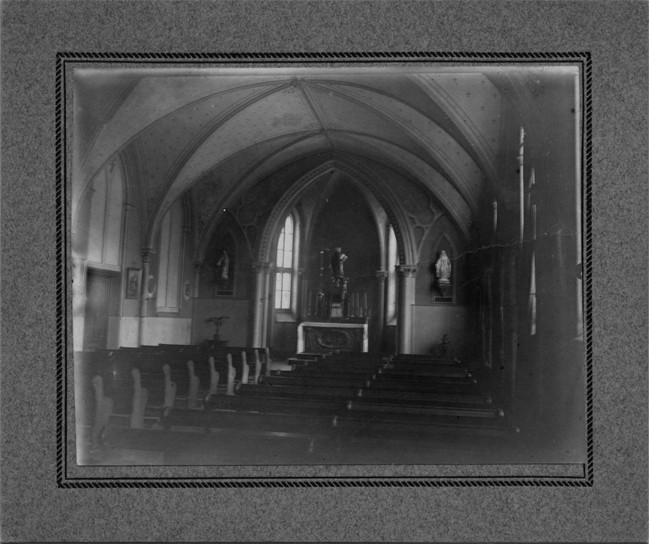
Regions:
[[391, 354, 461, 364], [291, 352, 332, 360]]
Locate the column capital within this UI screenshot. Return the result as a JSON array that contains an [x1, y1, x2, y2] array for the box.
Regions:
[[72, 254, 86, 266], [396, 265, 418, 278], [375, 270, 388, 280], [141, 247, 155, 263]]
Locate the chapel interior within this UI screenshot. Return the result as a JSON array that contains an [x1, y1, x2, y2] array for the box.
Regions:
[[72, 66, 586, 466]]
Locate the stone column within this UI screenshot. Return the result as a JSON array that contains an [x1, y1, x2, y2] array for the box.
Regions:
[[251, 261, 270, 347], [374, 270, 388, 351], [138, 247, 154, 346], [193, 261, 202, 298], [261, 264, 274, 347], [508, 252, 519, 416], [396, 265, 418, 354], [72, 255, 88, 351], [518, 126, 525, 248], [72, 183, 94, 351], [298, 267, 307, 321]]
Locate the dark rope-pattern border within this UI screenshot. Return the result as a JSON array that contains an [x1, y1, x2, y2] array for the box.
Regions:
[[56, 51, 593, 489], [583, 53, 594, 485], [56, 51, 588, 62], [58, 478, 591, 489], [56, 53, 67, 488]]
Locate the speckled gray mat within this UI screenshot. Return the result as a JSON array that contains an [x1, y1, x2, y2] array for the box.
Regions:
[[1, 1, 647, 542]]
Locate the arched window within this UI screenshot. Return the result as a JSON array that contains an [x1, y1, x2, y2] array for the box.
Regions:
[[157, 200, 183, 313], [274, 213, 299, 311], [528, 167, 537, 336], [86, 161, 123, 267]]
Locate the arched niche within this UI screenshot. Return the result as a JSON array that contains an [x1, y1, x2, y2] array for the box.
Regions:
[[304, 179, 382, 312], [199, 225, 238, 298], [430, 232, 458, 304]]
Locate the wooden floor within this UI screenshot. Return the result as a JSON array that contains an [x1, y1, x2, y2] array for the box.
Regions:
[[78, 420, 585, 466]]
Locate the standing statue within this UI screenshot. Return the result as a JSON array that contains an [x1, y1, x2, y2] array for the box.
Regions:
[[435, 250, 452, 284], [330, 247, 348, 285], [216, 250, 230, 281]]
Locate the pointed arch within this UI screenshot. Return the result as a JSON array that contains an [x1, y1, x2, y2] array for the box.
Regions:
[[256, 159, 417, 267]]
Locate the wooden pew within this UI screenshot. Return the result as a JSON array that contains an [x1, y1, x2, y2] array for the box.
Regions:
[[261, 374, 373, 390], [81, 344, 281, 436], [237, 383, 359, 401]]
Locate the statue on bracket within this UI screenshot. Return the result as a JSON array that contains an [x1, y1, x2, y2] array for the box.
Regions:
[[217, 250, 230, 281], [435, 250, 452, 283], [435, 250, 452, 298]]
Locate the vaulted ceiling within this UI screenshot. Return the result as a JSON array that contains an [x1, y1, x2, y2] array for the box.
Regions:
[[73, 67, 546, 251]]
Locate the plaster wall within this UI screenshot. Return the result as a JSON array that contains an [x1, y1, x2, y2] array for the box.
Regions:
[[411, 305, 469, 357], [140, 317, 192, 345], [192, 298, 251, 346]]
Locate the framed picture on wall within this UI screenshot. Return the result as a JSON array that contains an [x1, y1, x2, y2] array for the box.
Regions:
[[125, 268, 141, 299]]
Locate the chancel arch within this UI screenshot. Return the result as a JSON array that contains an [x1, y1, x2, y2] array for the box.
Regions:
[[256, 160, 416, 266], [246, 158, 421, 352]]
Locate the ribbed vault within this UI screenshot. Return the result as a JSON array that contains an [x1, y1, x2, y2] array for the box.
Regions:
[[73, 68, 554, 254]]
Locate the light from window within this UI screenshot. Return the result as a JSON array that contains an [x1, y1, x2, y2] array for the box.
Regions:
[[528, 204, 537, 335], [275, 215, 297, 310], [157, 200, 183, 312], [386, 225, 397, 324]]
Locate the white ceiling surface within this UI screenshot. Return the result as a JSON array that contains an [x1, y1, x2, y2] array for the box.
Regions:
[[74, 71, 507, 244]]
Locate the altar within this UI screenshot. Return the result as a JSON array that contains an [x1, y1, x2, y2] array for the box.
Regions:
[[297, 319, 368, 353]]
